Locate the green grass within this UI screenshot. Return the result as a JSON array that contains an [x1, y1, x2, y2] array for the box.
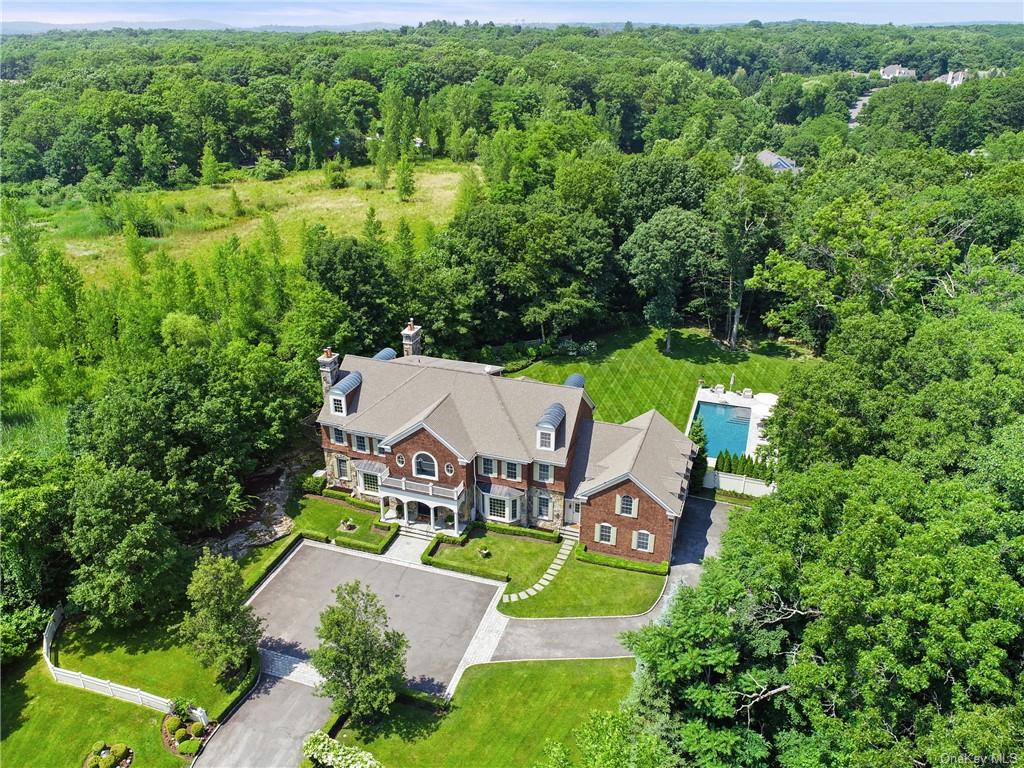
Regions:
[[53, 618, 247, 717], [1, 652, 183, 768], [693, 487, 756, 507], [519, 325, 813, 432], [500, 555, 665, 618], [238, 495, 385, 590], [344, 658, 635, 767], [432, 529, 560, 592], [34, 159, 469, 284]]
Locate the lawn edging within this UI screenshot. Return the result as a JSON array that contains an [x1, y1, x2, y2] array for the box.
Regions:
[[421, 533, 511, 583], [573, 542, 670, 575], [333, 521, 399, 555], [243, 533, 303, 593], [321, 489, 380, 512]]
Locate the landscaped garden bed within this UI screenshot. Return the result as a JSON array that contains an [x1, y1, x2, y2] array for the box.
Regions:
[[574, 542, 669, 575], [160, 710, 209, 758], [83, 740, 133, 768], [430, 527, 559, 592]]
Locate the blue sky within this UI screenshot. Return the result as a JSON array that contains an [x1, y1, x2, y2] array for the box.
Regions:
[[4, 0, 1021, 27]]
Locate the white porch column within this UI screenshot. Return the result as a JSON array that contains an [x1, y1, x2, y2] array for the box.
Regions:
[[379, 494, 385, 522], [404, 501, 410, 526], [453, 505, 461, 536], [430, 505, 436, 531]]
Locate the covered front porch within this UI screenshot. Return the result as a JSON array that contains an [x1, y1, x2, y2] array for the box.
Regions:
[[378, 476, 468, 536]]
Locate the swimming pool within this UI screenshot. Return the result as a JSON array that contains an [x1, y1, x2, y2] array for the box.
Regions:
[[693, 401, 751, 458]]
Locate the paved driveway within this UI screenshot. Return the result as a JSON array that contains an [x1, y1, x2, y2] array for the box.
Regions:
[[251, 541, 501, 693], [196, 676, 330, 768], [491, 497, 729, 661]]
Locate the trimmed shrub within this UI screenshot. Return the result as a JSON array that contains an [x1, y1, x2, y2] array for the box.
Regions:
[[480, 520, 561, 542], [91, 741, 107, 754], [86, 756, 101, 768], [334, 523, 399, 555], [189, 721, 204, 737], [172, 697, 192, 718], [165, 715, 181, 734], [109, 743, 128, 762], [98, 756, 117, 768], [298, 473, 327, 494], [321, 489, 381, 512], [575, 543, 669, 576], [421, 535, 510, 582], [178, 739, 202, 756], [243, 533, 301, 592], [175, 728, 190, 743]]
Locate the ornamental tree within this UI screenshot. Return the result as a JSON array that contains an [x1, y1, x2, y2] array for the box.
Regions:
[[310, 581, 408, 722], [179, 548, 264, 681]]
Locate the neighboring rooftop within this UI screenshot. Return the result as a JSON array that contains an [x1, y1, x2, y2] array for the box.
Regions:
[[756, 149, 799, 173]]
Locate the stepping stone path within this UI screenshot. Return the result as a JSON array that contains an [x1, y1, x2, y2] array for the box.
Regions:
[[502, 538, 575, 603]]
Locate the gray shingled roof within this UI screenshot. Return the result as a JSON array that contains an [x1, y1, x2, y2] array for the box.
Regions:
[[567, 410, 695, 516], [317, 355, 592, 465]]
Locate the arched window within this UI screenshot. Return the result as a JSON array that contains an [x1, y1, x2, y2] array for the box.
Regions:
[[413, 452, 437, 480]]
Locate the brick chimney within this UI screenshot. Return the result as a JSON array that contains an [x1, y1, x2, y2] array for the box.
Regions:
[[317, 347, 340, 399], [401, 318, 422, 357]]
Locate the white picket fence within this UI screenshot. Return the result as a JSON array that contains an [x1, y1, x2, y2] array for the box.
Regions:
[[42, 603, 174, 713], [702, 469, 775, 498]]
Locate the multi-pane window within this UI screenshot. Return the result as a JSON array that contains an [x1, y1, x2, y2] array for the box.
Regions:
[[354, 435, 368, 452], [331, 427, 345, 444], [598, 523, 613, 544], [635, 531, 651, 552], [336, 456, 348, 477], [488, 497, 507, 520], [332, 398, 345, 414], [362, 473, 379, 493], [619, 495, 635, 516], [481, 457, 495, 476], [538, 431, 553, 449], [535, 463, 553, 482], [536, 495, 550, 519], [504, 462, 519, 481]]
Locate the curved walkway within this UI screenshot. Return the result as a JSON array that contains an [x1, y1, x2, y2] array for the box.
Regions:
[[502, 538, 575, 603]]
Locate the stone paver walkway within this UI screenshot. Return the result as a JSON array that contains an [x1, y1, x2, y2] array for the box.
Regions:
[[502, 538, 574, 603], [259, 648, 322, 688], [385, 530, 432, 564]]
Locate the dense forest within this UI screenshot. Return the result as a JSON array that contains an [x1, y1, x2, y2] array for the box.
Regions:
[[2, 20, 1024, 766]]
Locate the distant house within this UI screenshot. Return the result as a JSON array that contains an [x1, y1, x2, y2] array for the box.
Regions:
[[935, 70, 969, 88], [880, 64, 917, 80], [756, 150, 800, 174]]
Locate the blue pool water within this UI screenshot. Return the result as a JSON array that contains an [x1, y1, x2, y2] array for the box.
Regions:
[[693, 401, 752, 458]]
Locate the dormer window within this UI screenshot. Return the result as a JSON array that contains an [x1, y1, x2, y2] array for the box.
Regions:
[[537, 430, 554, 450], [535, 402, 564, 451], [332, 397, 346, 415]]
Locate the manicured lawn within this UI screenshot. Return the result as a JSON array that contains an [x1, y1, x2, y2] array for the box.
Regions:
[[1, 652, 183, 768], [344, 658, 635, 767], [500, 555, 665, 618], [519, 326, 813, 431], [54, 618, 248, 718], [238, 495, 387, 590], [432, 529, 560, 592]]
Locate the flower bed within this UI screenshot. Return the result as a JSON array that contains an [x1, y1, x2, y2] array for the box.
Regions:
[[160, 710, 210, 758], [83, 742, 133, 768]]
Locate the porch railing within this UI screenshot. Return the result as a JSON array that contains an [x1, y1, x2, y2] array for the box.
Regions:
[[380, 475, 465, 500]]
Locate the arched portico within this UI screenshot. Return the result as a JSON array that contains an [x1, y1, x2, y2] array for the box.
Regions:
[[378, 480, 464, 535]]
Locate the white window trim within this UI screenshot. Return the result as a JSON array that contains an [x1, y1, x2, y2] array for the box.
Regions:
[[503, 462, 520, 481], [331, 397, 346, 416], [330, 427, 346, 445], [632, 529, 655, 553], [595, 522, 616, 545], [478, 456, 497, 477], [535, 493, 551, 520], [537, 429, 554, 450], [482, 492, 521, 522], [360, 471, 380, 495], [533, 462, 553, 483], [335, 456, 348, 477], [444, 462, 455, 477], [616, 494, 638, 518], [396, 454, 406, 467], [413, 451, 438, 481], [353, 434, 369, 453]]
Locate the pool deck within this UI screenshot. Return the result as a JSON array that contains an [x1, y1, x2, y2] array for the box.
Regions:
[[685, 386, 777, 461]]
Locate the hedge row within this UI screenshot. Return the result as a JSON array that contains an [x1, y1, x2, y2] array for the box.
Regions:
[[574, 543, 669, 576], [321, 489, 381, 512], [333, 522, 399, 555], [243, 532, 302, 592], [421, 535, 510, 582], [397, 685, 448, 711], [476, 520, 561, 542], [209, 646, 262, 722]]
